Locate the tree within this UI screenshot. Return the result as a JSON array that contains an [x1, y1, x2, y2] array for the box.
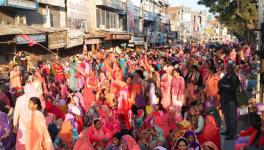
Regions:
[[198, 0, 258, 43]]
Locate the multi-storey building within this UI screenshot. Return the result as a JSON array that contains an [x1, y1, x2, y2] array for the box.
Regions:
[[0, 0, 70, 63], [168, 6, 192, 42], [0, 0, 171, 65]]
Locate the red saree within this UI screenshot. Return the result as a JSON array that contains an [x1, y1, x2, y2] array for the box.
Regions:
[[198, 115, 221, 150]]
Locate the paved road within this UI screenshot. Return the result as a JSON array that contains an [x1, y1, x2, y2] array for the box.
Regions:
[[221, 115, 249, 150]]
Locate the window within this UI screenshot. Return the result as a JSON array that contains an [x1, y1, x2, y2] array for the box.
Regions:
[[113, 14, 117, 28], [96, 8, 100, 28], [102, 10, 106, 25], [106, 11, 110, 28], [112, 13, 115, 28]]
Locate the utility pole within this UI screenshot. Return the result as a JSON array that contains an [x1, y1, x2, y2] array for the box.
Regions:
[[258, 0, 264, 102]]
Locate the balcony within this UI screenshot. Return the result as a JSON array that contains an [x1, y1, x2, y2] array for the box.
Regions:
[[96, 0, 126, 11]]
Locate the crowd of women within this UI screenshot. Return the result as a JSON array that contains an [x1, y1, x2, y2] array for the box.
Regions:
[[0, 43, 264, 150]]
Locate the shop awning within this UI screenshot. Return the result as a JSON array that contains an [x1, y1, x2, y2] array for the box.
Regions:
[[104, 32, 131, 41], [0, 25, 67, 36], [84, 32, 105, 39]]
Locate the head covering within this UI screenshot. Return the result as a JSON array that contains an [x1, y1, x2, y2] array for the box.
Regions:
[[154, 146, 167, 150], [153, 125, 164, 136], [121, 135, 140, 150], [183, 130, 200, 149], [58, 121, 73, 147], [202, 141, 218, 150]]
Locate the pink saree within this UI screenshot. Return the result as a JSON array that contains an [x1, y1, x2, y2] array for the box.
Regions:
[[25, 111, 54, 150]]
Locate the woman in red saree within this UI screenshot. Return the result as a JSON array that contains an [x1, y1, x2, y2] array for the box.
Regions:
[[73, 129, 95, 150], [145, 104, 169, 138], [164, 106, 182, 132], [52, 61, 65, 82], [45, 96, 65, 120], [131, 70, 145, 108], [83, 70, 98, 112], [198, 115, 221, 150]]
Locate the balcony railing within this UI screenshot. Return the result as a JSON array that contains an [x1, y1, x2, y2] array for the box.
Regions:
[[96, 0, 126, 11]]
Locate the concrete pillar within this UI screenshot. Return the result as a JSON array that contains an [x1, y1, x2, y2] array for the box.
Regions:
[[43, 5, 51, 28]]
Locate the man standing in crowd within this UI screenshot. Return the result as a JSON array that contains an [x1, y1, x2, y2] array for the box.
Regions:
[[218, 60, 240, 140]]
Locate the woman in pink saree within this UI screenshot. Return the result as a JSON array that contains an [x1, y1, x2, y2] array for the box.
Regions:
[[171, 69, 185, 109], [113, 63, 130, 115], [98, 105, 121, 134], [164, 106, 183, 131], [87, 118, 113, 150], [120, 135, 140, 150], [25, 97, 53, 150], [160, 66, 173, 109]]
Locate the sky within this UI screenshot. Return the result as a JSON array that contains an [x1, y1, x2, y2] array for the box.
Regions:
[[169, 0, 208, 11]]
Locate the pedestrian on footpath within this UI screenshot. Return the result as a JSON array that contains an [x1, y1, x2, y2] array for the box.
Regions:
[[218, 60, 240, 140]]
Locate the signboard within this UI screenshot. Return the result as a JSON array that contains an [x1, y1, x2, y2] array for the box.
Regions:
[[67, 0, 89, 31], [144, 11, 156, 21], [85, 39, 100, 44], [0, 0, 5, 5], [105, 34, 131, 40], [112, 34, 131, 40], [7, 0, 37, 10], [133, 36, 144, 42], [16, 34, 46, 44], [133, 6, 140, 18], [48, 31, 67, 49]]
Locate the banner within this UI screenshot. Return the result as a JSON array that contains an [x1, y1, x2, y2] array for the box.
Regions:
[[16, 34, 46, 44], [48, 31, 67, 49], [67, 0, 89, 31], [7, 0, 37, 10]]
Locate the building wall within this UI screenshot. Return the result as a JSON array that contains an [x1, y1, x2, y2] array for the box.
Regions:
[[0, 8, 16, 25], [0, 4, 66, 28], [87, 0, 96, 32]]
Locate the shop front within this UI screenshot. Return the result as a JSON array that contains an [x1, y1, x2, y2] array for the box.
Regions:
[[84, 33, 105, 51], [147, 32, 164, 48], [104, 32, 131, 51], [128, 35, 145, 48]]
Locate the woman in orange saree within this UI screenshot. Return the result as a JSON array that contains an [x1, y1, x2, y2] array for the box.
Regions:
[[25, 97, 54, 150], [83, 70, 98, 112]]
